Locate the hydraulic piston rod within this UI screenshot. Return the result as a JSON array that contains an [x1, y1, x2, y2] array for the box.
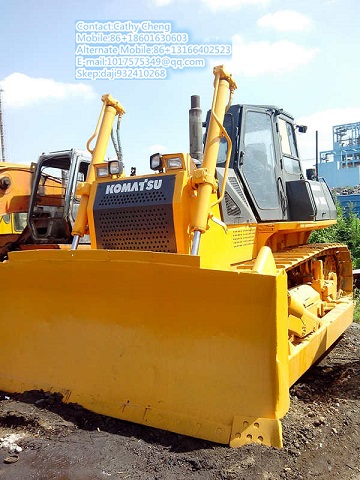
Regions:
[[190, 66, 236, 255]]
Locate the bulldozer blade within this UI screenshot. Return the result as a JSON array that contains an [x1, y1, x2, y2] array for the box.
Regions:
[[0, 249, 310, 447]]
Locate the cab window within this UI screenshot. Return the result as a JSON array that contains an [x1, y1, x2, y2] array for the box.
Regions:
[[278, 118, 301, 174], [216, 113, 234, 166]]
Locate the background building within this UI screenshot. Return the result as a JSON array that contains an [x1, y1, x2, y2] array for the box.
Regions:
[[319, 121, 360, 188], [318, 121, 360, 216]]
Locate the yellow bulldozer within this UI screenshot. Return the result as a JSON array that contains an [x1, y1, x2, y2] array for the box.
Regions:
[[0, 66, 353, 449]]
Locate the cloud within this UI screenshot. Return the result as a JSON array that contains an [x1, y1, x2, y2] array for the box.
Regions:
[[147, 144, 169, 154], [225, 35, 319, 76], [296, 107, 360, 164], [0, 73, 96, 108], [201, 0, 270, 10], [150, 0, 269, 9], [152, 0, 173, 5], [257, 10, 312, 32]]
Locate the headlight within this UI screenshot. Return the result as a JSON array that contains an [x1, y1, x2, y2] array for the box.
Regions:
[[166, 157, 183, 169], [96, 165, 109, 178], [150, 153, 162, 171], [109, 160, 123, 175]]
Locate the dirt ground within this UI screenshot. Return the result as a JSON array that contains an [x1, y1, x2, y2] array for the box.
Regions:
[[0, 323, 359, 480]]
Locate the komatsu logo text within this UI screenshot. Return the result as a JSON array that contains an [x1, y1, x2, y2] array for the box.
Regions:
[[105, 178, 163, 195]]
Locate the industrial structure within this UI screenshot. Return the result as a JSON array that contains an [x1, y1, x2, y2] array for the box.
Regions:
[[318, 121, 360, 215], [319, 121, 360, 188]]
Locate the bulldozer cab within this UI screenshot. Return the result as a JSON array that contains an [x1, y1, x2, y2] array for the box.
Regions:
[[27, 149, 90, 243], [212, 105, 336, 223]]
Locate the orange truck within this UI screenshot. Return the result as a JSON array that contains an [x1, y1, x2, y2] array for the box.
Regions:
[[0, 150, 90, 258]]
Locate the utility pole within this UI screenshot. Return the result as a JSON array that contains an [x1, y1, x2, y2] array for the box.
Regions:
[[0, 89, 6, 162]]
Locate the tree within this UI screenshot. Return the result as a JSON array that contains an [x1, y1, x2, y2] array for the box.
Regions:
[[310, 201, 360, 268]]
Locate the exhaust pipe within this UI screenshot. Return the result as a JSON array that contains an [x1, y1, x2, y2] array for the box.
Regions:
[[189, 95, 203, 165]]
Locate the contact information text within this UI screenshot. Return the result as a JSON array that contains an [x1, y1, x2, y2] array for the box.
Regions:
[[75, 20, 232, 80]]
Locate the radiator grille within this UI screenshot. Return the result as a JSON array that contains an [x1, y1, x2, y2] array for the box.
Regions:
[[93, 176, 176, 252], [232, 229, 255, 248], [225, 192, 242, 216], [229, 176, 247, 203], [98, 189, 168, 207]]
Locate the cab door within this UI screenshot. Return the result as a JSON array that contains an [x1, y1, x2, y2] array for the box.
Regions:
[[237, 108, 285, 221], [277, 115, 303, 181]]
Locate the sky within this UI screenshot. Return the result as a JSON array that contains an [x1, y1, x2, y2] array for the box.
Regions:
[[0, 0, 359, 175]]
